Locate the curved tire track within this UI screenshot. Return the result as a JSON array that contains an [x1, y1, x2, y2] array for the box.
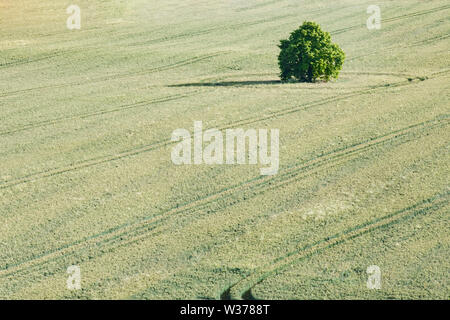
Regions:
[[0, 91, 199, 136], [0, 78, 416, 189], [0, 52, 228, 98], [0, 115, 447, 280], [2, 4, 447, 98], [128, 14, 296, 47], [221, 191, 449, 300], [0, 51, 69, 69], [331, 4, 450, 35], [0, 72, 447, 191]]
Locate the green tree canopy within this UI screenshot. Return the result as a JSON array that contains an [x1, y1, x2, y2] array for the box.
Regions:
[[278, 21, 345, 82]]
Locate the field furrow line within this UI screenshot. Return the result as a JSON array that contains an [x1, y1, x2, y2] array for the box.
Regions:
[[221, 191, 449, 300], [0, 52, 228, 98], [2, 5, 447, 98], [235, 0, 287, 12], [1, 116, 446, 279], [349, 33, 450, 62], [331, 4, 450, 35], [122, 4, 450, 50], [129, 14, 296, 47], [1, 72, 447, 191], [0, 92, 199, 136], [412, 33, 450, 45], [0, 51, 68, 69], [81, 118, 449, 257]]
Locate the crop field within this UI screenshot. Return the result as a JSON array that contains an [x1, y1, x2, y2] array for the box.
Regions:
[[0, 0, 449, 299]]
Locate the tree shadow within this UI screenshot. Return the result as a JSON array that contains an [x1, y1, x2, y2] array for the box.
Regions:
[[168, 80, 282, 87]]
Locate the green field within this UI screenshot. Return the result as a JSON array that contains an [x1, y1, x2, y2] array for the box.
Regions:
[[0, 0, 449, 299]]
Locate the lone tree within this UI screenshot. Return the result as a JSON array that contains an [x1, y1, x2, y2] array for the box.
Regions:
[[278, 21, 345, 82]]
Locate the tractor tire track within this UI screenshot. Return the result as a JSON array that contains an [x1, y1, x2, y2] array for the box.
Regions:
[[0, 91, 199, 137], [0, 116, 447, 279], [169, 71, 416, 87], [0, 51, 69, 69], [1, 5, 447, 98], [348, 33, 450, 62], [235, 0, 287, 12], [221, 191, 449, 300], [412, 33, 450, 45], [74, 117, 449, 258], [0, 10, 299, 72], [191, 70, 414, 88], [341, 71, 417, 78], [0, 52, 228, 98], [331, 4, 450, 35], [128, 14, 296, 47], [1, 72, 447, 191]]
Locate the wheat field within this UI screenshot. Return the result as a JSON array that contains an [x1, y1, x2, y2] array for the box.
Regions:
[[0, 0, 449, 299]]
